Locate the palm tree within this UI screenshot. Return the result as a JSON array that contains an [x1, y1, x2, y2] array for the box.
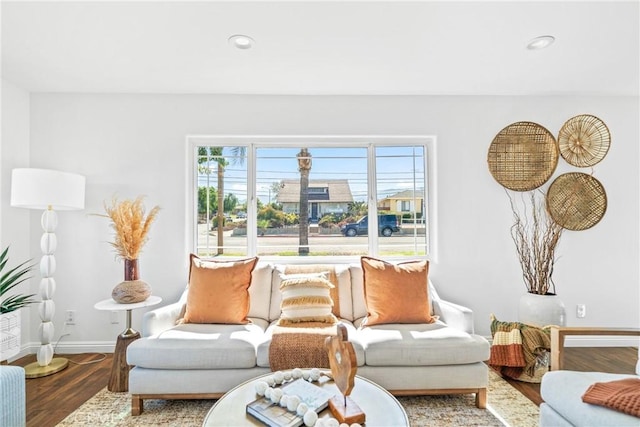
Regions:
[[348, 201, 367, 218], [215, 153, 226, 254], [270, 181, 283, 205], [297, 148, 312, 255]]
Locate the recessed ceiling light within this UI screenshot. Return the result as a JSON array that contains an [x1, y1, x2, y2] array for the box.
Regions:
[[228, 34, 255, 50], [527, 35, 555, 50]]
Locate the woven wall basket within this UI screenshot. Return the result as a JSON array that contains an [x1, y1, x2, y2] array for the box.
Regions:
[[558, 114, 611, 167], [488, 121, 559, 191], [546, 172, 607, 231]]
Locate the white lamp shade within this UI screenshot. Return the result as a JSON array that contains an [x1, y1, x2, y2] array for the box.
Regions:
[[10, 168, 85, 210]]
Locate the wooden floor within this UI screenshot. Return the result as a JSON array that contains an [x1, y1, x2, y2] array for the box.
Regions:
[[7, 347, 639, 427], [502, 346, 638, 406], [11, 353, 113, 427]]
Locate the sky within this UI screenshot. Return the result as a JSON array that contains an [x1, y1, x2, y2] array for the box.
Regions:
[[197, 146, 425, 205]]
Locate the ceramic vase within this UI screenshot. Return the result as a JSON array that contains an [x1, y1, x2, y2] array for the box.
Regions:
[[518, 292, 566, 327], [112, 259, 151, 304]]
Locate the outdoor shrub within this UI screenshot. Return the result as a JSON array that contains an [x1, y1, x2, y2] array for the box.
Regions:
[[318, 213, 340, 228], [258, 205, 285, 228], [283, 212, 299, 226]]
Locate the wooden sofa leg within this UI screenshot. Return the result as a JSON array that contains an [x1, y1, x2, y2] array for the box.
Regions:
[[131, 396, 143, 416], [475, 388, 487, 409]]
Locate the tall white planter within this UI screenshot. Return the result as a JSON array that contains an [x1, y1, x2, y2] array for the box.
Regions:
[[518, 292, 566, 327], [0, 311, 21, 361]]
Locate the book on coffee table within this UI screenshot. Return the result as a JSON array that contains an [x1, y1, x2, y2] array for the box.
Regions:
[[246, 378, 334, 427]]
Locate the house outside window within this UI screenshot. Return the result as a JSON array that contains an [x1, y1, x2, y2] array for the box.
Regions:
[[379, 190, 425, 218], [278, 180, 352, 222], [189, 136, 436, 261]]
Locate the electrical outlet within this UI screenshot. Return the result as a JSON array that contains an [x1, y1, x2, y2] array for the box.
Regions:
[[576, 304, 586, 318], [65, 310, 76, 325], [110, 311, 120, 324]]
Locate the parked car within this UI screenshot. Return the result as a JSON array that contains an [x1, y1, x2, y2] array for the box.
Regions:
[[341, 214, 400, 237]]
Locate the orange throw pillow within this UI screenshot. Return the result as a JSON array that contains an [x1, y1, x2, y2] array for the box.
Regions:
[[360, 256, 434, 326], [182, 254, 258, 324]]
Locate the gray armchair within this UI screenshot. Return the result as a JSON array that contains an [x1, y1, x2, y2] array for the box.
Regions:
[[0, 365, 26, 426]]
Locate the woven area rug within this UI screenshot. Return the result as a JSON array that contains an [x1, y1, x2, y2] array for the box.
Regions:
[[58, 369, 538, 426]]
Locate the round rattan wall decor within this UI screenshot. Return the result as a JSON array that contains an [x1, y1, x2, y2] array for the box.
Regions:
[[488, 121, 559, 191], [558, 114, 610, 167], [546, 172, 607, 231]]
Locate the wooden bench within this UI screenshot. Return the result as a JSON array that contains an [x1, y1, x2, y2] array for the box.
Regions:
[[549, 326, 640, 371]]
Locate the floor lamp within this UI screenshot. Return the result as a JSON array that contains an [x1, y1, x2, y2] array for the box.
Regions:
[[10, 168, 85, 378]]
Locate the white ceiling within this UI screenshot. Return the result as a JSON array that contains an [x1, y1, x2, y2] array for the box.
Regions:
[[1, 1, 638, 96]]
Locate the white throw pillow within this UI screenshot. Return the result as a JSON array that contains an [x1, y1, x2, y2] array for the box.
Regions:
[[277, 272, 338, 326]]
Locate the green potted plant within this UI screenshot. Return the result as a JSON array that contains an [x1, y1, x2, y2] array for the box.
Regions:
[[0, 246, 36, 314], [0, 246, 36, 361]]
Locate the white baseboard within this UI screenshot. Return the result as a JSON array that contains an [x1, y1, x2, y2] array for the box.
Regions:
[[12, 341, 116, 359], [46, 340, 116, 354]]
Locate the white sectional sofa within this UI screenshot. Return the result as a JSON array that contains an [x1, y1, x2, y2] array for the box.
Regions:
[[127, 262, 490, 415], [540, 345, 640, 426]]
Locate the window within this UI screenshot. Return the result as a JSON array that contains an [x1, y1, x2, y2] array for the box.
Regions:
[[376, 146, 428, 257], [195, 146, 249, 257], [308, 187, 328, 194], [189, 136, 436, 261]]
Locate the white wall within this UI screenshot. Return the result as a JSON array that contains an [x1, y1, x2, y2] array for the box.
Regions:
[[1, 79, 32, 357], [0, 80, 31, 250], [21, 93, 639, 351]]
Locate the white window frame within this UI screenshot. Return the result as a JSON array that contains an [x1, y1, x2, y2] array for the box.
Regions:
[[186, 135, 438, 264]]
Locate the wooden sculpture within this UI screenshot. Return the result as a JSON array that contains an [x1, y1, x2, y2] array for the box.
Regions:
[[325, 323, 365, 424]]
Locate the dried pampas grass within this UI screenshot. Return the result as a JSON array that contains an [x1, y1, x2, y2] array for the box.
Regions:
[[101, 196, 160, 260]]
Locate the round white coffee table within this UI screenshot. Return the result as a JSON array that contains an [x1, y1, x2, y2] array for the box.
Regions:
[[202, 371, 408, 426], [94, 296, 162, 392]]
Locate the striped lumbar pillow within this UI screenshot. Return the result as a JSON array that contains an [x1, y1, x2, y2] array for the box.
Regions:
[[278, 272, 338, 326]]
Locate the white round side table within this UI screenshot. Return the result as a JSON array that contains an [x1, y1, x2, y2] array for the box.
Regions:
[[94, 296, 162, 392]]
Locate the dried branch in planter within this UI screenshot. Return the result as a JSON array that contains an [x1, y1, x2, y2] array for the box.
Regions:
[[100, 196, 161, 260], [507, 190, 563, 295]]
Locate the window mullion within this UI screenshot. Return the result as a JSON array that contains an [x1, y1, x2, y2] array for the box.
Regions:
[[367, 143, 378, 256], [425, 139, 436, 261], [205, 151, 212, 255], [190, 143, 199, 257], [247, 144, 257, 256]]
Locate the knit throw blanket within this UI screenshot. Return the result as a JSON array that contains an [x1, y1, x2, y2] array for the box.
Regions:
[[269, 324, 337, 371], [582, 378, 640, 418], [268, 265, 343, 371], [488, 314, 551, 383]]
